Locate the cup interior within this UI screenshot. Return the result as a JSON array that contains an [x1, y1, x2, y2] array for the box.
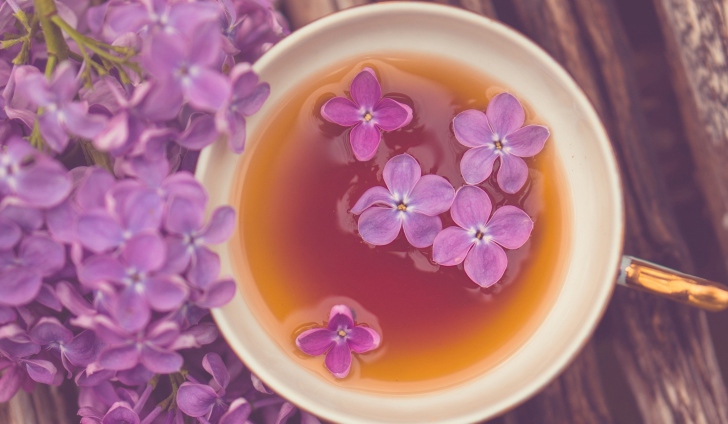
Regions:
[[196, 3, 623, 423]]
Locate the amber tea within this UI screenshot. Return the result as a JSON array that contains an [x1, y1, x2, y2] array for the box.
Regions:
[[234, 54, 569, 393]]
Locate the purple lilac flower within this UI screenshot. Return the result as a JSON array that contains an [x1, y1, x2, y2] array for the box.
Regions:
[[296, 305, 380, 378], [454, 92, 550, 193], [432, 186, 533, 287], [351, 154, 454, 248], [28, 318, 101, 376], [0, 324, 62, 401], [0, 234, 65, 307], [215, 63, 270, 153], [321, 68, 412, 161], [105, 0, 221, 38], [17, 62, 107, 152]]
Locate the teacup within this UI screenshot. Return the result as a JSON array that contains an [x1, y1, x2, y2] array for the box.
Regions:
[[196, 3, 728, 422]]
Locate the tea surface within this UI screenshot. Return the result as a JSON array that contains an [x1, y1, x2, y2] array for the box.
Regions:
[[235, 54, 569, 393]]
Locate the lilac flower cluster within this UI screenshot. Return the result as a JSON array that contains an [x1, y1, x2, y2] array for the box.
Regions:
[[0, 0, 318, 421]]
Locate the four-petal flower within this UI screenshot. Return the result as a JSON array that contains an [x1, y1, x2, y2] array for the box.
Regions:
[[295, 305, 380, 378], [351, 154, 455, 248], [432, 186, 533, 287], [321, 68, 412, 161], [454, 92, 549, 193]]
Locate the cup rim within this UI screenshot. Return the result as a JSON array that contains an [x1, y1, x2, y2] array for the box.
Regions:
[[202, 2, 624, 422]]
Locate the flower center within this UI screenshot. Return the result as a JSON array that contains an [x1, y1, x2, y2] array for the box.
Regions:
[[397, 202, 407, 211], [363, 112, 373, 122], [494, 139, 503, 150], [475, 231, 484, 240], [337, 329, 347, 338]]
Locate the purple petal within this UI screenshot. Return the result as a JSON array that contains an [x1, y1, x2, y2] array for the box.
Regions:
[[407, 175, 455, 216], [453, 109, 493, 148], [0, 216, 21, 249], [432, 227, 475, 266], [328, 305, 355, 329], [49, 60, 78, 102], [459, 146, 499, 185], [184, 68, 231, 112], [235, 82, 269, 116], [55, 281, 96, 317], [486, 206, 533, 249], [357, 207, 401, 246], [187, 247, 220, 289], [93, 111, 129, 151], [14, 159, 71, 208], [106, 3, 149, 34], [188, 23, 222, 67], [219, 398, 251, 424], [140, 345, 183, 374], [17, 70, 52, 106], [372, 98, 412, 131], [162, 172, 208, 205], [350, 186, 393, 214], [402, 212, 442, 248], [194, 278, 235, 308], [176, 383, 217, 417], [102, 403, 140, 424], [0, 366, 21, 402], [64, 330, 101, 367], [349, 123, 380, 161], [24, 359, 57, 384], [451, 186, 492, 229], [0, 306, 17, 325], [46, 200, 77, 243], [122, 233, 165, 272], [0, 268, 41, 306], [0, 205, 43, 232], [137, 79, 183, 122], [296, 328, 335, 356], [38, 110, 70, 152], [18, 235, 65, 276], [144, 276, 187, 311], [160, 236, 191, 275], [112, 286, 150, 333], [349, 68, 380, 109], [228, 63, 258, 96], [464, 241, 508, 288], [78, 255, 126, 287], [35, 284, 62, 312], [76, 212, 124, 253], [347, 326, 380, 354], [29, 317, 73, 345], [497, 154, 529, 194], [178, 113, 219, 150], [99, 343, 141, 371], [321, 97, 361, 127], [275, 402, 296, 424], [217, 109, 246, 153], [486, 92, 525, 137], [324, 342, 352, 378], [383, 154, 421, 197], [76, 167, 115, 211], [165, 196, 203, 235], [198, 206, 235, 244], [202, 352, 230, 390], [504, 125, 549, 157], [144, 33, 184, 76], [122, 189, 164, 233], [146, 320, 181, 347], [61, 102, 106, 139]]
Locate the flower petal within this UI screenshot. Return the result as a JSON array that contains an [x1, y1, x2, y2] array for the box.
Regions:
[[76, 212, 124, 253], [347, 326, 380, 354], [202, 352, 230, 390], [197, 206, 235, 244], [324, 341, 352, 378], [102, 403, 140, 424], [24, 359, 57, 385], [176, 382, 217, 417], [236, 82, 269, 116], [18, 235, 65, 276], [432, 227, 475, 266], [349, 123, 381, 161], [357, 207, 401, 246], [29, 317, 73, 345], [320, 97, 361, 127], [486, 92, 525, 136], [61, 102, 106, 139], [185, 68, 231, 112], [219, 398, 251, 424], [459, 146, 499, 185], [497, 154, 529, 194], [194, 278, 236, 308], [453, 109, 493, 148], [372, 98, 412, 131], [451, 186, 492, 230], [296, 328, 335, 356], [349, 68, 380, 109], [76, 167, 115, 211], [504, 124, 549, 157], [38, 110, 70, 152], [350, 186, 393, 214], [187, 246, 220, 288], [140, 344, 183, 374], [122, 189, 164, 234], [78, 255, 126, 287], [0, 268, 41, 306], [14, 159, 71, 208], [328, 305, 354, 330], [407, 175, 455, 216], [165, 196, 204, 235], [486, 205, 534, 249], [0, 216, 21, 250], [98, 344, 141, 371], [177, 113, 218, 150], [112, 285, 151, 333], [64, 330, 101, 367], [144, 276, 188, 311], [383, 153, 421, 198], [463, 241, 508, 288], [0, 366, 21, 402], [402, 212, 442, 248], [122, 233, 165, 272], [137, 79, 183, 122]]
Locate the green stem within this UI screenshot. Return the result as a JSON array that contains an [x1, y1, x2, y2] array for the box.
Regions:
[[33, 0, 69, 74]]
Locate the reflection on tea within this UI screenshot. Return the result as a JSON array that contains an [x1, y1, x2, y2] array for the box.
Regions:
[[237, 54, 569, 393]]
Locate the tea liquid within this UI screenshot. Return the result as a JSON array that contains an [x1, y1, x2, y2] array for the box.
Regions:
[[235, 54, 569, 393]]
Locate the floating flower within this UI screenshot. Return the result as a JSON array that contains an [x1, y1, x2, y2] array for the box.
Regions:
[[295, 305, 380, 379], [432, 186, 533, 287], [453, 92, 549, 193], [351, 154, 455, 248], [321, 68, 412, 161]]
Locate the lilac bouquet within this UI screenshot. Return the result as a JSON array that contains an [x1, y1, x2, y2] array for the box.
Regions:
[[0, 0, 318, 421]]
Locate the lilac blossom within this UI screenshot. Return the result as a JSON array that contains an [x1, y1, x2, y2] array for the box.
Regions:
[[17, 62, 106, 152], [296, 305, 380, 378], [432, 186, 533, 287], [454, 92, 549, 193], [105, 0, 221, 38], [0, 234, 65, 307], [321, 68, 412, 161], [351, 154, 454, 248], [28, 318, 101, 376]]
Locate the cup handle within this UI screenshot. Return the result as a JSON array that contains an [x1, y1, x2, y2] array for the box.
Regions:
[[617, 256, 728, 311]]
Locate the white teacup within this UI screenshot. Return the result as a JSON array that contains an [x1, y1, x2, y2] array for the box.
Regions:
[[196, 3, 728, 423]]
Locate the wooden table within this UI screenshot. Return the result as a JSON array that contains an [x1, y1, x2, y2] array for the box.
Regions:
[[6, 0, 728, 422]]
